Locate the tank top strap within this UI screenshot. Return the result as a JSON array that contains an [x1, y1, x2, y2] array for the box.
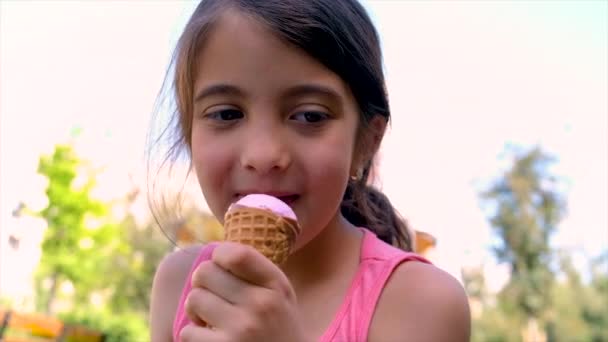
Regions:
[[320, 229, 431, 342], [172, 243, 219, 341]]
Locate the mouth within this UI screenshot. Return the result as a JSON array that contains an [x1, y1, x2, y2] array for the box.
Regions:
[[234, 192, 301, 205], [276, 194, 300, 205]]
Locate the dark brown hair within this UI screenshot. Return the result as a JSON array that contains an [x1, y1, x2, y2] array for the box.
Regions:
[[153, 0, 413, 251]]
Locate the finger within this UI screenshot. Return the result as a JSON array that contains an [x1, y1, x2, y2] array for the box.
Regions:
[[184, 286, 237, 329], [212, 242, 293, 297], [179, 323, 225, 342], [192, 260, 254, 305]]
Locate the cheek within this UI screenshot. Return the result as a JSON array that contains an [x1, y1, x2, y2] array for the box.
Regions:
[[191, 131, 234, 219], [295, 125, 356, 238], [306, 150, 350, 217], [308, 122, 358, 190], [306, 146, 352, 192]]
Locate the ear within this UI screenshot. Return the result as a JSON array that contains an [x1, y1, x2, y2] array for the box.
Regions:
[[366, 115, 387, 156], [351, 116, 387, 176]]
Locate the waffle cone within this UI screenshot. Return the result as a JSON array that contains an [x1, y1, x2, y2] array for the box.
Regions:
[[224, 206, 300, 265]]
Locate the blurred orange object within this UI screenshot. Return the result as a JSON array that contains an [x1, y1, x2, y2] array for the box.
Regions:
[[0, 309, 105, 342], [414, 230, 436, 257]]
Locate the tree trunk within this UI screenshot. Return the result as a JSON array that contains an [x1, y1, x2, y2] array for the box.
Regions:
[[44, 272, 59, 315]]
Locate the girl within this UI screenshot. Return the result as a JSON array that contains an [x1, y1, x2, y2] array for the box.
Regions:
[[150, 0, 471, 341]]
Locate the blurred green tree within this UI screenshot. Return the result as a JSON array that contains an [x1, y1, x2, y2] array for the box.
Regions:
[[545, 251, 593, 341], [104, 207, 172, 315], [480, 146, 566, 340], [30, 143, 227, 340], [544, 251, 607, 342], [34, 144, 123, 315], [583, 253, 608, 341], [31, 144, 173, 340]]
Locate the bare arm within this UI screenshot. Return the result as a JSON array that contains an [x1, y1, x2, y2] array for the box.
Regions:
[[369, 262, 471, 342], [150, 245, 203, 342]]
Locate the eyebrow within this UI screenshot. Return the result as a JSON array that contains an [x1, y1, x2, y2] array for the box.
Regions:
[[194, 84, 246, 103], [194, 83, 342, 104], [281, 84, 342, 102]]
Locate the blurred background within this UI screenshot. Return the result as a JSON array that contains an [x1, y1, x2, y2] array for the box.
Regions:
[[1, 0, 606, 341]]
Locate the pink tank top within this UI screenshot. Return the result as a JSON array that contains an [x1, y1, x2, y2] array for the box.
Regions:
[[172, 229, 431, 341]]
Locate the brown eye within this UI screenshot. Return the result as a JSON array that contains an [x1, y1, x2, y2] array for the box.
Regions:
[[290, 111, 329, 123], [207, 109, 244, 121]]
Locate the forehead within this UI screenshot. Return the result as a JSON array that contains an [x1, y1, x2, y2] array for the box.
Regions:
[[193, 10, 354, 100]]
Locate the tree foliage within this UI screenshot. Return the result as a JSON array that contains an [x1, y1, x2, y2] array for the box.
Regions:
[[30, 143, 224, 340], [35, 144, 123, 314], [476, 146, 608, 341], [481, 147, 565, 321]]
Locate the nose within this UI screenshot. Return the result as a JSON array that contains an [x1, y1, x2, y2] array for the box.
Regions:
[[240, 129, 291, 175]]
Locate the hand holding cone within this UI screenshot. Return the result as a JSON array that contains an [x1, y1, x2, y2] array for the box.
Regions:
[[196, 194, 301, 328]]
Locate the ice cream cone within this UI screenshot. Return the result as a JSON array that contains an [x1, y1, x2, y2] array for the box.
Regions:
[[224, 206, 300, 265]]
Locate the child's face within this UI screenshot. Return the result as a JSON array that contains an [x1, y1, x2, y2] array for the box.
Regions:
[[191, 11, 360, 245]]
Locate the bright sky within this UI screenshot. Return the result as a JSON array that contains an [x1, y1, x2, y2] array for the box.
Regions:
[[1, 1, 606, 286]]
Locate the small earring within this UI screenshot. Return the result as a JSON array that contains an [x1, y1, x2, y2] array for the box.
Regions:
[[350, 169, 362, 181]]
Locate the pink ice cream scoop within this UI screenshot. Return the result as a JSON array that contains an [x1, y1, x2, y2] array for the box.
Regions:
[[224, 194, 301, 265], [229, 193, 298, 220]]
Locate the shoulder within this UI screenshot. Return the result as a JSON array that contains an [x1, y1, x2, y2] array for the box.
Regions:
[[150, 244, 204, 342], [369, 261, 471, 342]]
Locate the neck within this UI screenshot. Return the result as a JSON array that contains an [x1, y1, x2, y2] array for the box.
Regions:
[[281, 214, 363, 291]]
